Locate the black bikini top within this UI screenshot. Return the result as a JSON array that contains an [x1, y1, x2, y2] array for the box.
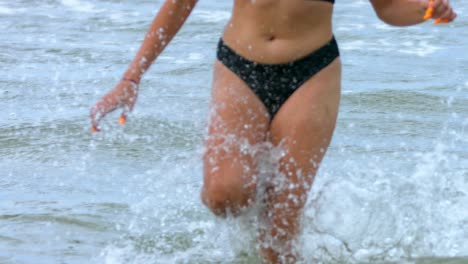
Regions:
[[320, 0, 334, 3]]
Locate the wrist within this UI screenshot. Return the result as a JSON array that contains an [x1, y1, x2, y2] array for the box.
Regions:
[[123, 67, 143, 85], [122, 77, 139, 85]]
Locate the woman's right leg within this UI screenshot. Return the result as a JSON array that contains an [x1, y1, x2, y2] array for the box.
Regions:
[[201, 61, 270, 217]]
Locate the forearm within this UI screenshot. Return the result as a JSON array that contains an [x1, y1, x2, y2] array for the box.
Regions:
[[371, 0, 428, 26], [123, 0, 198, 82]]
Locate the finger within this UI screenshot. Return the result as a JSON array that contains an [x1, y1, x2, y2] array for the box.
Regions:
[[119, 90, 139, 125], [440, 7, 453, 19], [91, 126, 100, 133], [447, 8, 457, 21], [440, 7, 455, 20], [435, 6, 455, 23], [118, 99, 136, 125], [433, 0, 448, 18], [90, 102, 105, 132], [90, 97, 119, 132]]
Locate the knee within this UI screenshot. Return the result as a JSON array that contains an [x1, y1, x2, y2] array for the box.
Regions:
[[201, 184, 231, 217], [201, 178, 253, 217]]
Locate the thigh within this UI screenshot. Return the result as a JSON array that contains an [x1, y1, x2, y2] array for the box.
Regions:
[[258, 60, 341, 258], [207, 61, 270, 143], [202, 61, 270, 208], [268, 58, 341, 211]]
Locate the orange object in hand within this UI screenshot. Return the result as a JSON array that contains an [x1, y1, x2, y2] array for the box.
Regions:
[[119, 116, 126, 125], [435, 18, 450, 24], [423, 0, 434, 20]]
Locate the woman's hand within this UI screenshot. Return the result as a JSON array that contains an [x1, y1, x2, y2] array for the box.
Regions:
[[423, 0, 457, 23], [88, 0, 199, 133], [90, 79, 139, 132]]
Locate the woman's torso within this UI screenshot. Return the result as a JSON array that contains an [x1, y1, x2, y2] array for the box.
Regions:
[[222, 0, 334, 64]]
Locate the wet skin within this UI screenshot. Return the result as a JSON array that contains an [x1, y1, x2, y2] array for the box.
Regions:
[[90, 0, 456, 262]]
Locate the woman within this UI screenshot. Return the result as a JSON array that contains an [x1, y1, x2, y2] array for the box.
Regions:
[[90, 0, 456, 262]]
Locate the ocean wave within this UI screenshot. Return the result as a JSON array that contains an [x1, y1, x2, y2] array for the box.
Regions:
[[0, 5, 25, 15], [60, 0, 101, 13], [193, 10, 230, 23]]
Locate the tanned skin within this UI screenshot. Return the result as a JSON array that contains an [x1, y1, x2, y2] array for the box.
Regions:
[[90, 0, 456, 262]]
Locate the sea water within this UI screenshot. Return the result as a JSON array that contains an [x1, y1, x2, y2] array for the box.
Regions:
[[0, 0, 467, 263]]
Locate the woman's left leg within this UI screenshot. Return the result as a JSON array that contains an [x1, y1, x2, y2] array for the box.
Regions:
[[259, 59, 342, 263]]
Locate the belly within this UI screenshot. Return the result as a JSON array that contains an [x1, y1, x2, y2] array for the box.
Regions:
[[222, 0, 334, 63]]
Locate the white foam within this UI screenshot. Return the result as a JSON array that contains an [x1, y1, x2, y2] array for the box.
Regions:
[[340, 40, 366, 51], [398, 40, 441, 57], [194, 10, 230, 23], [174, 53, 204, 64], [0, 5, 17, 14], [340, 37, 442, 57], [374, 22, 393, 31], [60, 0, 99, 13], [187, 53, 203, 61], [336, 23, 365, 32]]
